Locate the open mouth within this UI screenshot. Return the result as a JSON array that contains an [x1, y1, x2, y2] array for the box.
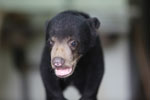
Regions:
[[54, 67, 73, 78]]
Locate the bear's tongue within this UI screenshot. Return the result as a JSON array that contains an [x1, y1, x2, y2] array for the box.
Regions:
[[55, 67, 72, 77]]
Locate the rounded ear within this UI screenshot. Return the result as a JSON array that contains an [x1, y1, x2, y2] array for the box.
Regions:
[[87, 17, 100, 29], [86, 17, 100, 48], [92, 17, 100, 29]]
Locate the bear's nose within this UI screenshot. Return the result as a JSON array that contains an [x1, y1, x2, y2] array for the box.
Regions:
[[52, 57, 65, 67]]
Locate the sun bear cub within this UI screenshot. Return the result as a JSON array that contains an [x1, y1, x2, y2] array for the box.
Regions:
[[40, 11, 104, 100]]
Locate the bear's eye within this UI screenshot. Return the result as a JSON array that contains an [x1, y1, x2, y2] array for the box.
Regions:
[[49, 39, 54, 46], [69, 40, 78, 49]]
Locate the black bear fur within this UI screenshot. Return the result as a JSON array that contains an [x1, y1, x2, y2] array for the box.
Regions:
[[40, 10, 104, 100]]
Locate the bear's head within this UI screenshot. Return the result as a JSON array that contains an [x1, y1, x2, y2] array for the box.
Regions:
[[45, 11, 100, 78]]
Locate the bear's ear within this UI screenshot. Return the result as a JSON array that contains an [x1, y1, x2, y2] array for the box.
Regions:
[[87, 17, 100, 29]]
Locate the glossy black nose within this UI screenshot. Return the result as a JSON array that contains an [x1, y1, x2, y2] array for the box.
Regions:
[[52, 57, 65, 67]]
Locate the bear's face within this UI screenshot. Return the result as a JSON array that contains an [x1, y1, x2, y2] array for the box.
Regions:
[[49, 36, 81, 78], [46, 12, 100, 78]]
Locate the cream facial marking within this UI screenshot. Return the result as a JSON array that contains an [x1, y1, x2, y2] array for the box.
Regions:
[[50, 37, 81, 78]]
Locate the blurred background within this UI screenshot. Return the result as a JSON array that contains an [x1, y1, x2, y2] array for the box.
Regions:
[[0, 0, 149, 100]]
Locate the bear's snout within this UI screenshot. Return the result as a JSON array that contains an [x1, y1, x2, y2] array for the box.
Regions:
[[52, 57, 65, 68]]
